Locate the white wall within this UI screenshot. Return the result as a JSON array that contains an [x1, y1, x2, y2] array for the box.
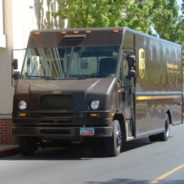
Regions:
[[12, 0, 37, 50], [12, 0, 38, 71], [0, 0, 14, 116], [0, 0, 38, 116], [0, 0, 6, 48]]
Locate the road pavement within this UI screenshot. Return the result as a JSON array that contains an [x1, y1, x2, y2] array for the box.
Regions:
[[1, 124, 184, 184]]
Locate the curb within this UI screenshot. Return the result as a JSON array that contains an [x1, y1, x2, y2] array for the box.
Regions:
[[0, 146, 19, 157]]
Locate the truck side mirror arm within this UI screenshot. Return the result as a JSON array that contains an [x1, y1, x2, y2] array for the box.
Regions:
[[127, 55, 135, 68], [12, 71, 20, 80], [12, 59, 18, 70], [128, 69, 135, 78]]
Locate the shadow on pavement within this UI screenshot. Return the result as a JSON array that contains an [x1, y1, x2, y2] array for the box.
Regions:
[[86, 178, 184, 184], [1, 137, 154, 160], [87, 178, 149, 184]]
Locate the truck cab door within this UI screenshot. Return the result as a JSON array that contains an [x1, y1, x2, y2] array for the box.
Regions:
[[119, 53, 136, 140]]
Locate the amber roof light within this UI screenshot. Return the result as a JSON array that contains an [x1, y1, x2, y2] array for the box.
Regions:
[[33, 32, 41, 35], [84, 30, 92, 34], [61, 31, 67, 34], [72, 30, 80, 34], [113, 29, 120, 33]]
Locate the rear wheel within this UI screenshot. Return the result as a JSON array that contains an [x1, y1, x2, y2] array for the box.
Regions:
[[19, 137, 36, 156], [159, 115, 171, 141], [149, 115, 171, 142], [105, 120, 122, 157]]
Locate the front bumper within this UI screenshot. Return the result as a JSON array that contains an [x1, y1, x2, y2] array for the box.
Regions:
[[12, 112, 114, 138], [12, 126, 113, 138]]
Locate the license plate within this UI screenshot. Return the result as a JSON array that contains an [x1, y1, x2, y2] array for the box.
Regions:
[[80, 128, 95, 136]]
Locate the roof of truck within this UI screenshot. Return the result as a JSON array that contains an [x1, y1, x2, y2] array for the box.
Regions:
[[30, 27, 182, 48]]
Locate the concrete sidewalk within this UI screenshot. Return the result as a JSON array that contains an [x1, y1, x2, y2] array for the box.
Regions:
[[0, 144, 19, 157]]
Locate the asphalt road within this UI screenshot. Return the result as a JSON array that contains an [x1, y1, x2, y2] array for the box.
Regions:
[[1, 124, 184, 184]]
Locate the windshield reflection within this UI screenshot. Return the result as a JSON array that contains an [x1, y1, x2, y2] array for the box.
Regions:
[[21, 46, 120, 79]]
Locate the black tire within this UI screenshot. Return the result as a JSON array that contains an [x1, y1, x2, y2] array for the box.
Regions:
[[159, 115, 171, 141], [149, 135, 160, 142], [19, 137, 36, 156], [105, 120, 122, 157]]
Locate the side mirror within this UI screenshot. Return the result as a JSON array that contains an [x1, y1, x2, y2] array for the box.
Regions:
[[127, 55, 135, 68], [127, 55, 135, 79], [12, 59, 18, 70], [12, 71, 20, 80]]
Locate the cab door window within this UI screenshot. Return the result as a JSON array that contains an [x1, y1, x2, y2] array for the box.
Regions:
[[119, 55, 129, 81]]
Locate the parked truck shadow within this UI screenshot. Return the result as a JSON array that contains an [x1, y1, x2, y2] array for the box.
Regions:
[[86, 178, 184, 184], [1, 137, 157, 160]]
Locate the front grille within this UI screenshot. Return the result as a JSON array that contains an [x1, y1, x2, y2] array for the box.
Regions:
[[38, 113, 74, 117], [39, 95, 74, 110], [40, 129, 70, 134]]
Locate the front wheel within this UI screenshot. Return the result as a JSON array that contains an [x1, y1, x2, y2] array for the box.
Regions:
[[19, 137, 36, 156], [105, 120, 122, 157]]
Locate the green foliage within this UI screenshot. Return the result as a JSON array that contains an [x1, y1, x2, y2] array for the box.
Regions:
[[150, 0, 184, 44], [54, 0, 123, 28], [51, 0, 184, 44], [53, 0, 154, 33]]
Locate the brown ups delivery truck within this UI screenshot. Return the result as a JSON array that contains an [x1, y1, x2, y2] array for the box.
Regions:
[[12, 27, 183, 157]]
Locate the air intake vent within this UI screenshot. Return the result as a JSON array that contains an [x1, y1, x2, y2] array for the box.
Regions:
[[39, 95, 74, 110]]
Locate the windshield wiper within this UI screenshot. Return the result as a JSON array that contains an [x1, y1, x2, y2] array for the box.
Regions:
[[27, 75, 56, 80], [89, 73, 115, 78], [66, 74, 114, 80]]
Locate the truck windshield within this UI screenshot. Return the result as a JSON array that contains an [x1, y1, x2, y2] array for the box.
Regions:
[[21, 46, 120, 79]]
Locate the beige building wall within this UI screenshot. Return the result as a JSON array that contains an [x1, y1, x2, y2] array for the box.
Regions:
[[0, 0, 14, 117], [0, 0, 38, 144], [0, 0, 6, 47], [0, 0, 63, 144], [0, 0, 65, 118], [0, 0, 37, 117]]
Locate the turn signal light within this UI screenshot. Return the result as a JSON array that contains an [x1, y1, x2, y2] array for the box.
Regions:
[[90, 113, 99, 117], [18, 113, 27, 117]]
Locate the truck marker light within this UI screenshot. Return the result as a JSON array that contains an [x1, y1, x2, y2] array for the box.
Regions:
[[72, 31, 80, 34], [84, 30, 92, 34], [34, 32, 41, 35], [90, 113, 99, 117], [60, 31, 67, 34], [113, 29, 120, 33], [167, 63, 178, 70], [136, 95, 179, 101], [18, 113, 27, 117], [111, 113, 115, 117], [52, 90, 62, 94]]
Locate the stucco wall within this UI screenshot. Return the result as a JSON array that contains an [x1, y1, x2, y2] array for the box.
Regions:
[[0, 0, 37, 116], [0, 0, 6, 48], [0, 0, 14, 116]]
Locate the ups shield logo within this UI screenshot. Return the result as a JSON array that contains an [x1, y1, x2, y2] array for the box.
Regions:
[[138, 48, 146, 79]]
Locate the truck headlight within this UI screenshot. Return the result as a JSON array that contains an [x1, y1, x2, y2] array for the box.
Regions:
[[18, 100, 27, 110], [90, 100, 100, 110]]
